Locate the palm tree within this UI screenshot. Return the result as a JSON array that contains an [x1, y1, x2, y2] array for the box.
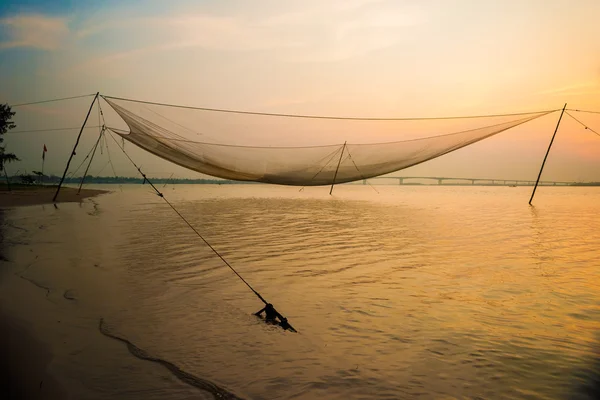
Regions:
[[0, 104, 19, 190], [0, 152, 19, 170]]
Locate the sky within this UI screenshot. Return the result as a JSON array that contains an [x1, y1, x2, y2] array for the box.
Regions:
[[1, 0, 599, 182]]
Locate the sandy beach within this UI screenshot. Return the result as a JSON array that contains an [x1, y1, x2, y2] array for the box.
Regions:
[[0, 186, 108, 208], [0, 314, 67, 399], [0, 186, 108, 399]]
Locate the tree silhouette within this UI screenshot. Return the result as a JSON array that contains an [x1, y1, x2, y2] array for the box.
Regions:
[[0, 104, 19, 174]]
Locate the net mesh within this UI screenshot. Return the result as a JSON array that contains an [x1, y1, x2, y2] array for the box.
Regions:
[[103, 97, 553, 186]]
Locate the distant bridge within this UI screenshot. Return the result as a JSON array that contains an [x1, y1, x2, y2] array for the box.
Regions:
[[362, 176, 574, 186]]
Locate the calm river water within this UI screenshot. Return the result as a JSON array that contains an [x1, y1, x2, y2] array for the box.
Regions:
[[1, 184, 599, 399]]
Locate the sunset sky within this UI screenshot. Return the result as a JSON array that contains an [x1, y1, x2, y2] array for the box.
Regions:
[[1, 0, 599, 182]]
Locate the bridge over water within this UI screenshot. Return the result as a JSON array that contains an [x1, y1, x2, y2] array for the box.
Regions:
[[362, 176, 574, 186]]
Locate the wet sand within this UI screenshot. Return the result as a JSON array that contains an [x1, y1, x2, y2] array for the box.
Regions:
[[0, 186, 107, 399], [0, 186, 108, 208], [0, 208, 68, 399], [0, 315, 67, 399], [0, 203, 66, 399]]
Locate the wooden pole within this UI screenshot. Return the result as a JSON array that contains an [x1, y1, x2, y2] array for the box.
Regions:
[[529, 103, 567, 205], [41, 150, 45, 186], [163, 172, 175, 188], [53, 92, 99, 202], [329, 141, 347, 195], [77, 128, 104, 194]]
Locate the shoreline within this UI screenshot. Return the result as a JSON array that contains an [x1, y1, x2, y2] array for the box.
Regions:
[[0, 207, 68, 399], [0, 198, 82, 400], [0, 187, 107, 398], [0, 186, 108, 208]]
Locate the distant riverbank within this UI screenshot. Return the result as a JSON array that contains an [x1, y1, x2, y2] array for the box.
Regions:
[[3, 176, 600, 186], [4, 175, 245, 186]]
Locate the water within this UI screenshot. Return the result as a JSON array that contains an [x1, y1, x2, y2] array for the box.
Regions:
[[1, 184, 600, 399]]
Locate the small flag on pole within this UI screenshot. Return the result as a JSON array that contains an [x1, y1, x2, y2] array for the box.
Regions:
[[42, 144, 47, 160]]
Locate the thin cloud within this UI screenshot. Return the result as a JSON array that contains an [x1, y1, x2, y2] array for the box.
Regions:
[[160, 14, 304, 51], [0, 14, 69, 50], [261, 2, 428, 63], [67, 1, 428, 68], [537, 81, 600, 96], [67, 13, 310, 73]]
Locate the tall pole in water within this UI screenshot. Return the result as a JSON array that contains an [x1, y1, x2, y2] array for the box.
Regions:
[[330, 141, 347, 195], [529, 103, 567, 205], [53, 92, 99, 202]]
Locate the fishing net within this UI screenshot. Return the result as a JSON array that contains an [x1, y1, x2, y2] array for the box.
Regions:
[[102, 97, 554, 186]]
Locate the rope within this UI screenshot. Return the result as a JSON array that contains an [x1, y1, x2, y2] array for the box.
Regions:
[[98, 97, 103, 153], [10, 93, 97, 107], [565, 112, 600, 138], [104, 130, 348, 149], [69, 142, 99, 177], [309, 147, 345, 179], [163, 173, 175, 188], [144, 105, 207, 138], [298, 147, 346, 192], [100, 101, 124, 191], [94, 159, 111, 176], [567, 108, 600, 115], [104, 133, 120, 180], [106, 109, 554, 150], [329, 142, 347, 194], [96, 99, 121, 189], [346, 148, 380, 194], [76, 127, 106, 192], [104, 129, 269, 305], [102, 94, 559, 121]]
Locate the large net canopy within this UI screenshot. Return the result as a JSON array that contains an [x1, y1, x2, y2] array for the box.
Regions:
[[102, 96, 555, 186]]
